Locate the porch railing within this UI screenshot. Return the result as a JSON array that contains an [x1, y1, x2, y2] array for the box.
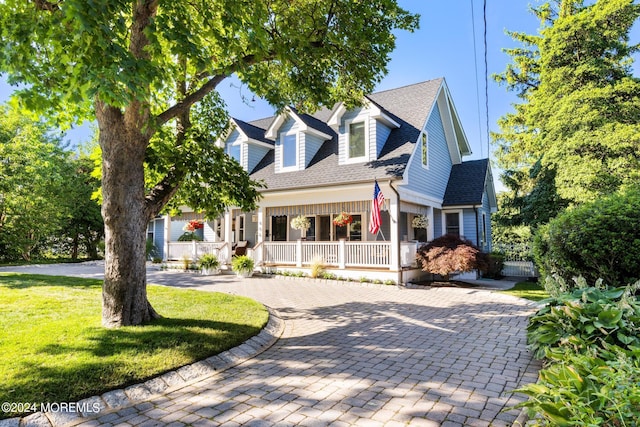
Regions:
[[167, 241, 230, 263], [262, 240, 392, 269]]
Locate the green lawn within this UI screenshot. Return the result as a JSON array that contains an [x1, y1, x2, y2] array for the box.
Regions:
[[500, 281, 549, 302], [0, 273, 268, 419]]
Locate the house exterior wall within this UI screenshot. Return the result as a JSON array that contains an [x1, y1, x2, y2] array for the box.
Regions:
[[152, 218, 164, 259], [403, 103, 452, 201], [248, 144, 270, 173], [462, 208, 477, 245], [304, 132, 325, 166], [375, 121, 391, 157]]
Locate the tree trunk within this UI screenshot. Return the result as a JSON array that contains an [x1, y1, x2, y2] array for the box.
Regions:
[[97, 102, 159, 328]]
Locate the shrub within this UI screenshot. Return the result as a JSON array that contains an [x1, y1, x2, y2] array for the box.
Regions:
[[514, 345, 640, 426], [416, 234, 488, 280], [527, 277, 640, 359], [309, 256, 325, 278], [533, 187, 640, 287], [481, 251, 504, 279], [177, 232, 203, 242]]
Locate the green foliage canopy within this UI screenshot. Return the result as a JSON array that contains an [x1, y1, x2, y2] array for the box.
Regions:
[[493, 0, 640, 226]]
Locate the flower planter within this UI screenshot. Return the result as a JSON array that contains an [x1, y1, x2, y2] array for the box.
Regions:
[[201, 268, 220, 276], [236, 270, 254, 278]]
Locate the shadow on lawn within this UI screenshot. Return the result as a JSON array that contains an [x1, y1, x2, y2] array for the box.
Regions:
[[1, 317, 262, 419], [0, 272, 102, 288]]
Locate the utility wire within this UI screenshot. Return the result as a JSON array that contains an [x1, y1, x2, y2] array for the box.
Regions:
[[470, 0, 484, 158], [483, 0, 490, 159]]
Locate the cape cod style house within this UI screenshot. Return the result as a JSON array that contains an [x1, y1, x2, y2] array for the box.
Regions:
[[149, 78, 497, 283]]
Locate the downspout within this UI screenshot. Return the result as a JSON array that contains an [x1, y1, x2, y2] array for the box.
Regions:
[[389, 180, 403, 286]]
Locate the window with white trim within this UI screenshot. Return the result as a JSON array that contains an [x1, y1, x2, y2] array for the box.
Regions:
[[281, 133, 297, 169], [348, 122, 365, 159], [445, 212, 460, 236], [226, 142, 241, 163]]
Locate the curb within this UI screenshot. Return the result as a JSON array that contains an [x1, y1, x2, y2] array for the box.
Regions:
[[1, 307, 284, 427]]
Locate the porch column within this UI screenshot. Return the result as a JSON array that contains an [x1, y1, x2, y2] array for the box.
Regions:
[[427, 206, 434, 242], [389, 189, 400, 271], [163, 214, 171, 261], [224, 209, 233, 245], [256, 208, 265, 265], [296, 239, 302, 268]]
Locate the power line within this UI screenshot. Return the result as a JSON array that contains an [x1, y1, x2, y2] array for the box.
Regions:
[[470, 0, 484, 158], [483, 0, 490, 159]]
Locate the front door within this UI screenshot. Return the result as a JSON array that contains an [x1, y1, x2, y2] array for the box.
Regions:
[[271, 215, 288, 241]]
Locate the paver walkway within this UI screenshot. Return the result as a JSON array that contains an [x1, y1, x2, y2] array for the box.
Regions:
[[1, 264, 541, 426]]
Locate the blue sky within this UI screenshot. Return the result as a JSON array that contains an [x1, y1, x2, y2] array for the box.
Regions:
[[1, 1, 637, 191]]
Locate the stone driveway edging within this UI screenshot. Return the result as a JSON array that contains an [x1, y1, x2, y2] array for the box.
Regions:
[[0, 307, 284, 427]]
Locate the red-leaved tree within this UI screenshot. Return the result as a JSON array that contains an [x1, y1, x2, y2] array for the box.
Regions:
[[416, 234, 488, 280]]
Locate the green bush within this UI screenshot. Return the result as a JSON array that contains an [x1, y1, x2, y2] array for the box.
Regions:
[[231, 255, 254, 274], [527, 277, 640, 359], [533, 187, 640, 287], [515, 345, 640, 426], [481, 251, 505, 279]]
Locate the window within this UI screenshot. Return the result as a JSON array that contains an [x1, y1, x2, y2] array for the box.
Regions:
[[227, 142, 241, 163], [349, 215, 362, 241], [348, 122, 365, 159], [282, 133, 297, 168], [445, 212, 460, 236], [421, 132, 428, 167]]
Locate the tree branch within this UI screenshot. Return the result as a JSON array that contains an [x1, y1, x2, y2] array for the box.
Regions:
[[155, 53, 273, 127], [33, 0, 60, 12], [144, 165, 186, 220]]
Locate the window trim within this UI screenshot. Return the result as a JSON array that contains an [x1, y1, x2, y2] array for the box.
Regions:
[[279, 131, 299, 171], [344, 117, 369, 164], [226, 141, 243, 165], [442, 210, 463, 237]]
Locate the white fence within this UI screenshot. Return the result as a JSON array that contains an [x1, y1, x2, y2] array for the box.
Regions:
[[494, 243, 537, 277], [167, 241, 230, 263], [262, 241, 393, 269]]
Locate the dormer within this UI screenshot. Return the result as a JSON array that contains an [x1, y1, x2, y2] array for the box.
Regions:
[[220, 119, 273, 172], [327, 99, 400, 164], [265, 107, 333, 173]]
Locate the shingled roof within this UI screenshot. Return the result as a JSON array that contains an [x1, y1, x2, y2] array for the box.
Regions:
[[442, 159, 489, 206], [247, 78, 444, 191]]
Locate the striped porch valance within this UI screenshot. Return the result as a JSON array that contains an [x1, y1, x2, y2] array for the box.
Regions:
[[267, 200, 386, 217], [400, 202, 430, 215]]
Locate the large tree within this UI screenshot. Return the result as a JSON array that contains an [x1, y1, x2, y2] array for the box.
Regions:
[[0, 1, 419, 327], [493, 0, 640, 226], [0, 102, 71, 261]]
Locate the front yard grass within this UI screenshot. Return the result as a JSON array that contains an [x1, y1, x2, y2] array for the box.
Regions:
[[500, 281, 549, 302], [0, 273, 268, 419]]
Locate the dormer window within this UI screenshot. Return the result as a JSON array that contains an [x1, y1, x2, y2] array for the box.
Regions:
[[280, 132, 298, 170], [349, 122, 366, 158], [226, 141, 241, 163]]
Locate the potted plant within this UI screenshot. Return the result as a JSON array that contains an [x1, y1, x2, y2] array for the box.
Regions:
[[198, 253, 220, 275], [231, 255, 254, 278], [290, 215, 311, 239], [333, 212, 353, 227], [412, 214, 429, 229]]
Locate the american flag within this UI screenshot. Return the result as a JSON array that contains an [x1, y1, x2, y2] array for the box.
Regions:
[[369, 180, 384, 235]]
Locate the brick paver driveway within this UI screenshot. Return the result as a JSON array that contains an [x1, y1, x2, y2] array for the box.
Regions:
[[1, 265, 541, 426], [98, 273, 539, 427]]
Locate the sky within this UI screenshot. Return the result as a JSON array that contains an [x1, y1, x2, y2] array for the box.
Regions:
[[1, 1, 638, 192]]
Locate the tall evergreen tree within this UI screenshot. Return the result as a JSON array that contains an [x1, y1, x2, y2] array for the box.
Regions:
[[494, 0, 640, 227]]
